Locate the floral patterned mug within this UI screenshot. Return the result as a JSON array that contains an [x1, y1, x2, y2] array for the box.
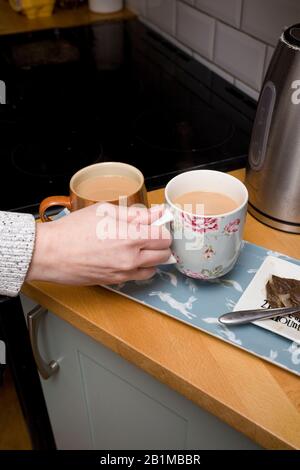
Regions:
[[157, 170, 248, 280]]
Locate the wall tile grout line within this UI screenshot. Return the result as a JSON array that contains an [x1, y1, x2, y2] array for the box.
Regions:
[[175, 0, 179, 40], [238, 0, 244, 30], [172, 0, 178, 37], [211, 18, 217, 63]]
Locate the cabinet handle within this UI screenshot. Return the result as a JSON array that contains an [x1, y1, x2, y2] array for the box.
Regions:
[[28, 305, 59, 380]]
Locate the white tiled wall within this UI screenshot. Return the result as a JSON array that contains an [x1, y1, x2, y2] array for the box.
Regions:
[[214, 22, 266, 90], [145, 0, 176, 35], [126, 0, 300, 101], [177, 2, 215, 60]]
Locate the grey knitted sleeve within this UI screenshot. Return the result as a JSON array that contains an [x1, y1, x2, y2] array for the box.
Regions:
[[0, 211, 36, 297]]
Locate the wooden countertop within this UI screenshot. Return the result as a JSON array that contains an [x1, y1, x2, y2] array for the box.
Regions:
[[22, 169, 300, 450], [0, 0, 135, 36]]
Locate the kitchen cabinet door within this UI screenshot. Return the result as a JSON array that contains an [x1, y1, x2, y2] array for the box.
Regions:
[[21, 295, 259, 450]]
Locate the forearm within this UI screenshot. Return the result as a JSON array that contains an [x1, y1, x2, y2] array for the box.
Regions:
[[0, 211, 36, 297]]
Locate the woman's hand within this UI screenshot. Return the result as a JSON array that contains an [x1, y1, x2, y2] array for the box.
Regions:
[[26, 203, 172, 286]]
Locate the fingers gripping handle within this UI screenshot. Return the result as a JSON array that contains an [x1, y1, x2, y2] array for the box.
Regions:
[[152, 207, 177, 265]]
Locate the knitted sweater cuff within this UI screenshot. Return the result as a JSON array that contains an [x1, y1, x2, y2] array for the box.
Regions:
[[0, 212, 36, 297]]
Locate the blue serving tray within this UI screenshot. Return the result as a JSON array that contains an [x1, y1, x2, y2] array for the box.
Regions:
[[104, 241, 300, 377]]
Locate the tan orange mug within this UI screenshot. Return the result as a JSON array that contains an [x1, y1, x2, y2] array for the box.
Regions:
[[39, 162, 148, 222]]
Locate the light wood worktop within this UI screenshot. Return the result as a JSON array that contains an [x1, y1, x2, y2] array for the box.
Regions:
[[0, 0, 135, 36], [22, 169, 300, 450]]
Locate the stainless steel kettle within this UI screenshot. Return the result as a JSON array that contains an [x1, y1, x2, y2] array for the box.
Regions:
[[246, 23, 300, 233]]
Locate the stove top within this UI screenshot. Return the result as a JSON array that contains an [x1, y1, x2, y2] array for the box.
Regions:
[[0, 19, 256, 214]]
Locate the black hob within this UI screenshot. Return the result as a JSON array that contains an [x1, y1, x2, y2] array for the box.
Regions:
[[0, 19, 256, 214]]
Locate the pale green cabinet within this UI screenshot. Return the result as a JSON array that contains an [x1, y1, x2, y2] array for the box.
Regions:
[[21, 294, 259, 450]]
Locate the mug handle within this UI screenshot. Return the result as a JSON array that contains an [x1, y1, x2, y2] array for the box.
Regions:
[[152, 207, 177, 265], [39, 196, 71, 222]]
